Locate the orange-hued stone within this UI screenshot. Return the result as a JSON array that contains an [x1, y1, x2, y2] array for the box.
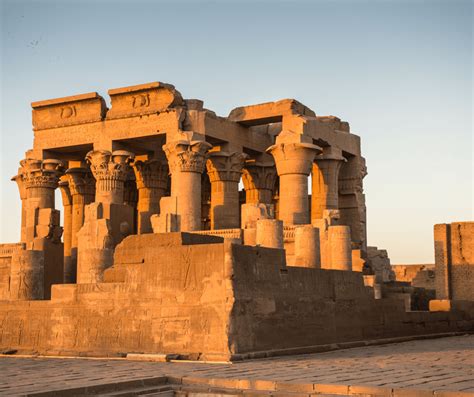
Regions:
[[0, 81, 472, 361]]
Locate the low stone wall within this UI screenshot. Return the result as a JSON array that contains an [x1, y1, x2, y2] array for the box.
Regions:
[[0, 243, 25, 300], [0, 233, 472, 360], [228, 244, 473, 353]]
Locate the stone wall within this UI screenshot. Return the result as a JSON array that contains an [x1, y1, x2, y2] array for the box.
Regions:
[[229, 244, 472, 353], [0, 243, 25, 300], [434, 222, 474, 301], [0, 234, 232, 361], [392, 264, 436, 290], [0, 234, 472, 360]]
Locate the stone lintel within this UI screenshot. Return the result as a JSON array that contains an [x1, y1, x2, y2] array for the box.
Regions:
[[107, 81, 184, 119], [32, 92, 106, 130], [228, 99, 316, 126], [108, 81, 175, 96], [31, 92, 101, 108]]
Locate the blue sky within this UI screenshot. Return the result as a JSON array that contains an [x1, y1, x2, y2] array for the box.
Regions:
[[1, 0, 472, 263]]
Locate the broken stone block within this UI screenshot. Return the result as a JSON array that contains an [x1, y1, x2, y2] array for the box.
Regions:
[[241, 202, 273, 229]]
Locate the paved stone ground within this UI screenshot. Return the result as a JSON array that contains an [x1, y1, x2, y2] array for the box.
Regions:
[[0, 335, 473, 396]]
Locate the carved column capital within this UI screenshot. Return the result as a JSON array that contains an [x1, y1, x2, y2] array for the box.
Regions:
[[86, 150, 134, 183], [65, 167, 96, 197], [11, 173, 27, 200], [132, 158, 169, 190], [163, 140, 212, 174], [86, 150, 134, 204], [242, 160, 277, 191], [267, 142, 322, 176], [58, 177, 72, 206], [206, 151, 248, 183], [18, 158, 64, 190]]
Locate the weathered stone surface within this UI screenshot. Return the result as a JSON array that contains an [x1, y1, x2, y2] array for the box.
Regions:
[[434, 222, 474, 301], [107, 82, 184, 119], [367, 246, 396, 283], [2, 236, 473, 360], [2, 81, 473, 366], [32, 92, 106, 130]]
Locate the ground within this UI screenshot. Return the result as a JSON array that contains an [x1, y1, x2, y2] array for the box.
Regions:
[[0, 335, 473, 396]]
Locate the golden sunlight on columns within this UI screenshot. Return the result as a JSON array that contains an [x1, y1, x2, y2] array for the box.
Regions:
[[58, 178, 72, 283], [11, 161, 27, 243], [311, 147, 346, 222], [241, 160, 277, 205], [86, 150, 135, 205], [206, 151, 247, 230], [164, 139, 211, 231], [64, 167, 95, 283], [22, 159, 64, 244], [267, 142, 321, 225], [132, 158, 169, 234]]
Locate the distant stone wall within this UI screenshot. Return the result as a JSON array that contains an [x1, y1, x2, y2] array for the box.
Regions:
[[434, 222, 474, 301], [392, 264, 436, 290]]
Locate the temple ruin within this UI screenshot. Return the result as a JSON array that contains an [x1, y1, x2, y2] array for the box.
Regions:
[[0, 82, 472, 360]]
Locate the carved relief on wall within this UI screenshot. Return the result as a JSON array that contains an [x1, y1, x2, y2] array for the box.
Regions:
[[60, 105, 76, 119]]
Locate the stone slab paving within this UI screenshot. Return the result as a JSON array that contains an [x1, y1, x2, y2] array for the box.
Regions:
[[0, 335, 473, 396]]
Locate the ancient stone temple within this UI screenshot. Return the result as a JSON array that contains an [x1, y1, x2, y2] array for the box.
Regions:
[[0, 82, 472, 361]]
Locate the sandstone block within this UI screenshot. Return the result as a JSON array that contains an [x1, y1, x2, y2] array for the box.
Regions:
[[429, 299, 452, 312], [241, 203, 273, 229], [32, 92, 106, 130], [256, 219, 283, 249], [107, 82, 184, 119]]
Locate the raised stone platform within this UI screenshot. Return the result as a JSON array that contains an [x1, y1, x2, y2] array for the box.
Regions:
[[0, 233, 473, 361]]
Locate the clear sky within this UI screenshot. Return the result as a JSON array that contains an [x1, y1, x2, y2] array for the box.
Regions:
[[1, 0, 472, 263]]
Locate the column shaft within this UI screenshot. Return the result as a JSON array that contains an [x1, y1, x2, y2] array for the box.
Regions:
[[133, 158, 169, 234], [210, 180, 240, 229], [164, 139, 211, 232], [311, 150, 345, 221], [267, 142, 321, 226], [279, 173, 309, 225], [172, 171, 202, 231]]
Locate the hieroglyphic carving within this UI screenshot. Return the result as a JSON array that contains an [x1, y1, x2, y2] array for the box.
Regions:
[[60, 106, 76, 119], [132, 94, 150, 109]]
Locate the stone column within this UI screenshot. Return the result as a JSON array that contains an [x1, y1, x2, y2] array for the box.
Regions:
[[328, 225, 352, 271], [241, 161, 277, 205], [294, 225, 321, 268], [311, 148, 345, 221], [132, 158, 169, 234], [86, 150, 135, 205], [77, 150, 134, 284], [64, 167, 95, 283], [267, 142, 321, 225], [338, 156, 368, 251], [163, 140, 211, 231], [206, 151, 247, 230], [256, 219, 283, 249], [10, 158, 64, 300], [58, 178, 72, 283], [23, 159, 64, 243], [11, 161, 27, 243]]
